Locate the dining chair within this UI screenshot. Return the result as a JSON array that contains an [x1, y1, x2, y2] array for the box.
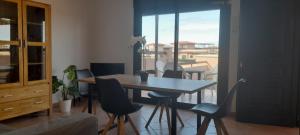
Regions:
[[145, 70, 185, 132], [191, 78, 246, 135], [76, 69, 98, 115], [96, 78, 142, 135]]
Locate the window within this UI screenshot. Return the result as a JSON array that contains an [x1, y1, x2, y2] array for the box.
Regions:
[[140, 10, 220, 104]]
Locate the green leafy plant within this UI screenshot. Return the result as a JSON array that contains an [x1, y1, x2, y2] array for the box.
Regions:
[[52, 76, 63, 94], [61, 65, 78, 101]]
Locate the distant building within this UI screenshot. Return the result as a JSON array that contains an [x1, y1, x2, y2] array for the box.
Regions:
[[142, 41, 218, 70], [178, 41, 197, 49]]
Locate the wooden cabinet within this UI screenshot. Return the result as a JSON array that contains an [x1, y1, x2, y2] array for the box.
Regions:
[[0, 0, 51, 120]]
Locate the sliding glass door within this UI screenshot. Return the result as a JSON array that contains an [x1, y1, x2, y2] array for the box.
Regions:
[[139, 9, 220, 106], [141, 14, 175, 99], [177, 10, 220, 104]]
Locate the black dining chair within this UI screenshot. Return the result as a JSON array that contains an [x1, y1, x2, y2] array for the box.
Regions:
[[76, 69, 98, 115], [191, 78, 246, 135], [96, 78, 142, 135], [145, 70, 185, 131]]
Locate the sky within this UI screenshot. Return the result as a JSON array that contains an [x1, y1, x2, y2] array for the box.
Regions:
[[142, 10, 220, 46]]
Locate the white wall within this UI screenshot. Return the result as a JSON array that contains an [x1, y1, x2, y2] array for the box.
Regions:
[[87, 0, 134, 74], [33, 0, 90, 78]]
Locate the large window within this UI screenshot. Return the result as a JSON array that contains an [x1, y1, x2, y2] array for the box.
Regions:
[[141, 15, 155, 71], [177, 10, 220, 104], [140, 10, 220, 104]]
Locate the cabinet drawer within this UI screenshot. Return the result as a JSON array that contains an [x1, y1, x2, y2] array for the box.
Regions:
[[0, 89, 18, 103], [0, 84, 49, 103], [21, 96, 50, 112], [0, 101, 21, 119], [22, 84, 49, 98], [0, 96, 49, 121]]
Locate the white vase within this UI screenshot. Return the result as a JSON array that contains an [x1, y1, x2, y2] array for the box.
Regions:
[[59, 100, 72, 113], [52, 91, 61, 104]]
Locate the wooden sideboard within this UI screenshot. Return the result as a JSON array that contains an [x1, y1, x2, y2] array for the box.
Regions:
[[0, 0, 51, 120]]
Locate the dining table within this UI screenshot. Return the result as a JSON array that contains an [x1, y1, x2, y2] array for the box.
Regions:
[[78, 74, 216, 135]]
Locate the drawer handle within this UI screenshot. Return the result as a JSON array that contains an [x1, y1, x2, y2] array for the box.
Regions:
[[34, 101, 44, 104], [3, 107, 14, 111], [34, 90, 43, 93], [1, 95, 13, 98]]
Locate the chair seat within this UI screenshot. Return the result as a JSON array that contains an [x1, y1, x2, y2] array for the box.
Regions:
[[148, 91, 180, 99], [191, 103, 219, 116], [105, 103, 143, 116]]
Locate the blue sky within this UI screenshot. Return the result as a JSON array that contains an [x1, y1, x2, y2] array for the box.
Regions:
[[142, 10, 220, 45]]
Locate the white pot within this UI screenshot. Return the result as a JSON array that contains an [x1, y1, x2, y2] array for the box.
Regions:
[[52, 91, 61, 104], [59, 100, 72, 113]]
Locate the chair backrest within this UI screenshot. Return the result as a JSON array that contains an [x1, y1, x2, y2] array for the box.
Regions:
[[217, 78, 247, 117], [157, 70, 183, 96], [95, 78, 133, 114], [163, 62, 184, 71], [76, 69, 94, 96], [162, 70, 183, 79]]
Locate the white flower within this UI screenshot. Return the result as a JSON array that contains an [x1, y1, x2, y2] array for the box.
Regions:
[[131, 36, 147, 45]]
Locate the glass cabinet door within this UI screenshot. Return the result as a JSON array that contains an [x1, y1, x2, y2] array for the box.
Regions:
[[0, 0, 23, 86], [23, 1, 50, 84]]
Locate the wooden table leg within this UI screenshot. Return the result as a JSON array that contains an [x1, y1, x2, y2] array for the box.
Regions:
[[171, 97, 177, 135], [197, 91, 202, 130]]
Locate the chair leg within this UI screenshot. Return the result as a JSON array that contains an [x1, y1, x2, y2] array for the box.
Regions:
[[214, 119, 223, 135], [165, 105, 171, 133], [81, 101, 88, 112], [117, 116, 121, 135], [197, 117, 211, 135], [72, 96, 76, 106], [127, 115, 140, 135], [176, 110, 184, 127], [106, 113, 111, 119], [118, 116, 125, 135], [102, 115, 116, 135], [217, 119, 229, 135], [145, 103, 160, 128], [159, 104, 165, 122]]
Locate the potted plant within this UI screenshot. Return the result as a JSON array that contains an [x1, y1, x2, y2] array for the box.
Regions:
[[52, 76, 63, 104], [59, 65, 78, 113]]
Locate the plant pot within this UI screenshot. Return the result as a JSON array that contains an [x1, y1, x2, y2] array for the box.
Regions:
[[52, 91, 61, 104], [59, 100, 72, 113]]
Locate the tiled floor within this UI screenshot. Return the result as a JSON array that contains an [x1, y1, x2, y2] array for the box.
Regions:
[[2, 100, 299, 135]]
